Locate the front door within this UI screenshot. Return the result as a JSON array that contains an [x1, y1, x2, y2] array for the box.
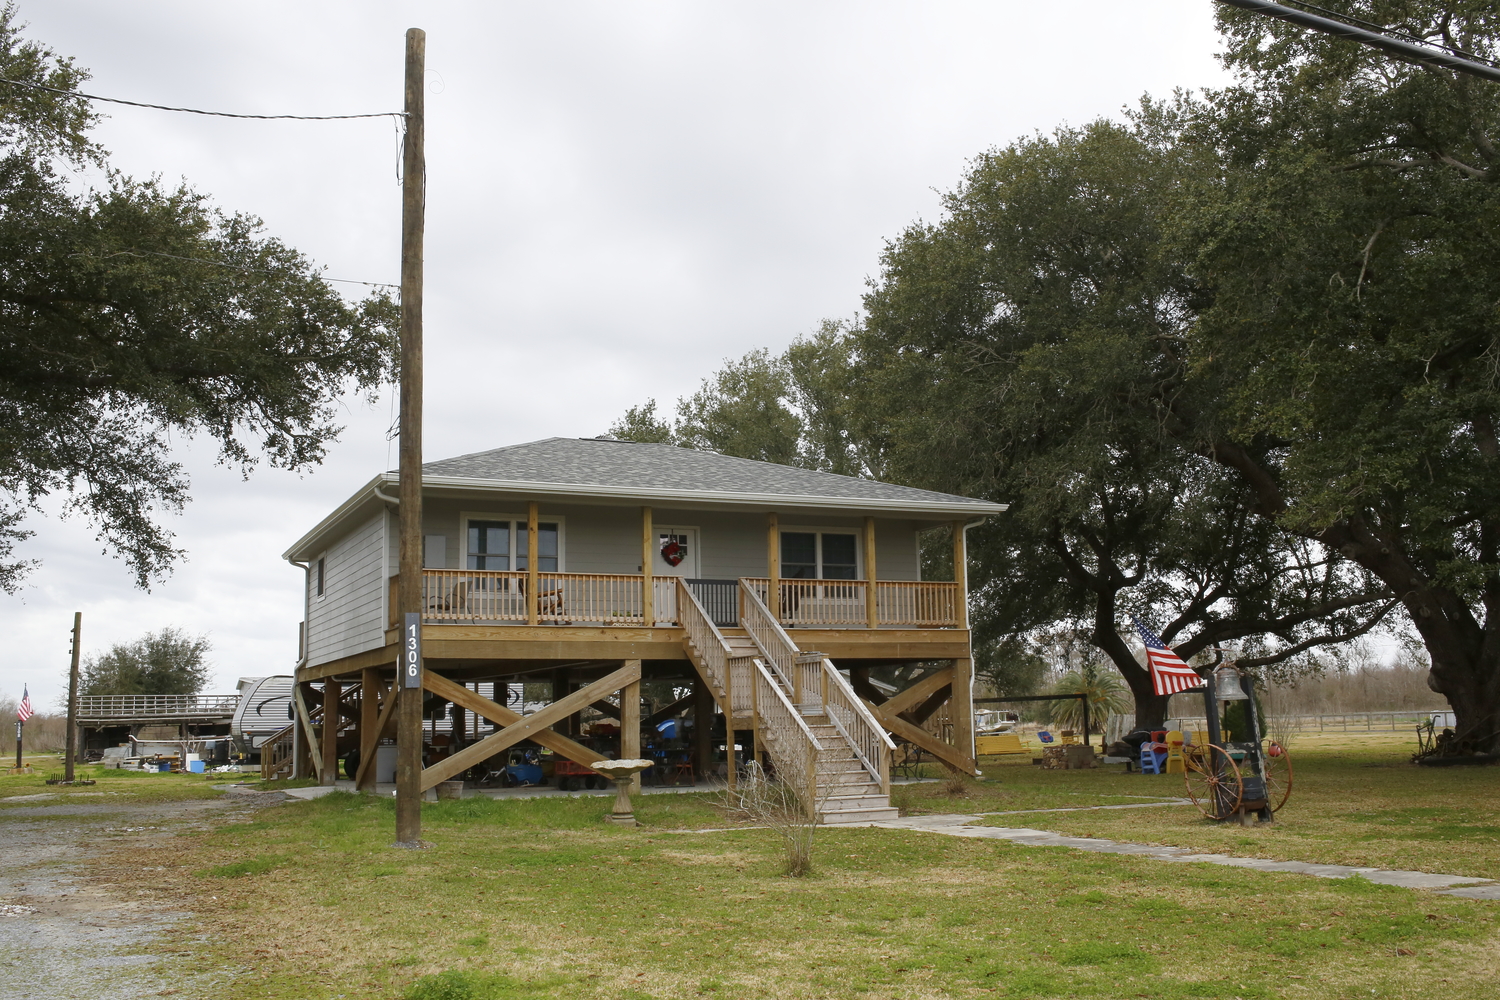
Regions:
[[652, 526, 699, 578]]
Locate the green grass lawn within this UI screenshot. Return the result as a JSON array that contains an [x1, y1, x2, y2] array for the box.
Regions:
[[928, 731, 1500, 880], [0, 761, 232, 805], [93, 742, 1498, 1000]]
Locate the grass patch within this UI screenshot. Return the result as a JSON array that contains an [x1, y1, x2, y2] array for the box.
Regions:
[[964, 733, 1500, 878], [89, 752, 1500, 1000], [200, 853, 285, 878], [0, 763, 228, 804]]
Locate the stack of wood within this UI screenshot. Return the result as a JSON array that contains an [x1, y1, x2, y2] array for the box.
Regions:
[[1040, 745, 1098, 770]]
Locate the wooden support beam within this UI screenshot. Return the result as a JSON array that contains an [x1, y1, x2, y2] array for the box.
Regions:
[[645, 693, 695, 728], [322, 678, 341, 785], [355, 684, 399, 790], [526, 500, 539, 625], [880, 667, 954, 718], [693, 678, 714, 779], [621, 660, 642, 792], [641, 506, 654, 626], [952, 655, 975, 767], [419, 664, 641, 790], [293, 682, 323, 781], [907, 688, 953, 727], [864, 516, 878, 629], [866, 700, 978, 776], [767, 512, 780, 621]]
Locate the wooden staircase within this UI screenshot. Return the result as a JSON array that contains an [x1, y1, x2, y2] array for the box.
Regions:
[[678, 580, 898, 825]]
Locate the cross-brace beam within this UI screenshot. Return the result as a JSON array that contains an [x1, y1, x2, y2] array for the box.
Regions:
[[419, 663, 641, 792]]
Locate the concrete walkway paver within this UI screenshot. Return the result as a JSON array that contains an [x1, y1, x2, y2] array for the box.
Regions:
[[868, 814, 1500, 899]]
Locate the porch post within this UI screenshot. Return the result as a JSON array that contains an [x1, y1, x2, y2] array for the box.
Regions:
[[864, 516, 878, 629], [767, 512, 780, 622], [641, 506, 654, 625], [322, 678, 341, 785], [357, 668, 381, 791], [526, 500, 540, 625], [692, 678, 714, 780], [951, 520, 974, 767], [621, 661, 642, 793]]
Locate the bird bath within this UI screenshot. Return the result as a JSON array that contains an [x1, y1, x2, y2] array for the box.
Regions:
[[590, 758, 654, 826]]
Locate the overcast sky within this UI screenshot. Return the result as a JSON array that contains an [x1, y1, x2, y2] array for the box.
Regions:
[[6, 1, 1231, 708]]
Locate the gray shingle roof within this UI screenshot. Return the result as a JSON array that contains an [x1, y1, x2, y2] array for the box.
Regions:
[[414, 437, 1003, 515]]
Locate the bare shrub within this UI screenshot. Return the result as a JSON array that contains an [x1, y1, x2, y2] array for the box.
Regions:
[[721, 761, 817, 877], [942, 768, 973, 796]]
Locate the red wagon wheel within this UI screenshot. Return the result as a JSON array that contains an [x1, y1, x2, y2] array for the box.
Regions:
[[1183, 743, 1243, 820], [1261, 741, 1293, 812]]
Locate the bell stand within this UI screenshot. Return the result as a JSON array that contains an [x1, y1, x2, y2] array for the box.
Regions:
[[1202, 666, 1274, 825]]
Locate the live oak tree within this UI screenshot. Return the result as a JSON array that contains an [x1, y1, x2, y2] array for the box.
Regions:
[[1167, 2, 1500, 750], [0, 10, 398, 591], [854, 121, 1395, 729]]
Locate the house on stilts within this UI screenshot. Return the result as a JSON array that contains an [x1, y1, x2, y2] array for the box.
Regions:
[[273, 436, 1006, 823]]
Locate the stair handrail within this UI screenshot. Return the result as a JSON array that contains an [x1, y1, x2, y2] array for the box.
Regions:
[[746, 654, 824, 813], [738, 579, 801, 694], [820, 658, 895, 793], [677, 578, 736, 704]]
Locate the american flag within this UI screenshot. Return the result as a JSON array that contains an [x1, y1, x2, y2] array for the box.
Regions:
[[16, 686, 33, 722], [1131, 618, 1204, 696]]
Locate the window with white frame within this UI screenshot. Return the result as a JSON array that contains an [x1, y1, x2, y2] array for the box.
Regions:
[[780, 530, 858, 580], [465, 519, 560, 572]]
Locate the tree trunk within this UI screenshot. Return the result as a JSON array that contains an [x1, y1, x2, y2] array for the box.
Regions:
[[1089, 590, 1171, 733]]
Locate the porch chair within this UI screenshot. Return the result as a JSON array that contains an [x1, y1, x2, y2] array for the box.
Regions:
[[518, 578, 568, 622], [425, 580, 469, 616]]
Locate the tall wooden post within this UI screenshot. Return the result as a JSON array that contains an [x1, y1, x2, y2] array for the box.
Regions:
[[640, 506, 654, 626], [322, 679, 341, 785], [621, 662, 642, 793], [65, 612, 81, 781], [863, 517, 878, 630], [692, 678, 714, 779], [952, 521, 974, 767], [767, 512, 780, 622], [526, 501, 540, 624], [357, 668, 381, 791], [394, 26, 427, 847]]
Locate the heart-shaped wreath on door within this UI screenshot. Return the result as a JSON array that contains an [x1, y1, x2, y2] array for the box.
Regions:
[[660, 536, 686, 567]]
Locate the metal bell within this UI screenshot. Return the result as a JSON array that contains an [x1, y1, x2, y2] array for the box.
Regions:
[[1214, 663, 1249, 701]]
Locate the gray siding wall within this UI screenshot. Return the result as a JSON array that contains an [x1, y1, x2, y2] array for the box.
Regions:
[[410, 496, 926, 581], [306, 512, 386, 667]]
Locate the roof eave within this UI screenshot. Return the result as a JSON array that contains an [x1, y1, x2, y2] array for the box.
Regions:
[[411, 472, 1008, 517], [281, 474, 391, 563]]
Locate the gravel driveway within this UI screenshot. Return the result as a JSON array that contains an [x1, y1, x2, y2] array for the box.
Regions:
[[0, 788, 276, 1000]]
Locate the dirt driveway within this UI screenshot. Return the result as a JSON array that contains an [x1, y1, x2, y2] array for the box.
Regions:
[[0, 788, 275, 1000]]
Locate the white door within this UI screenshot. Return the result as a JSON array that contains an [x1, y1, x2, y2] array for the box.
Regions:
[[651, 526, 699, 578]]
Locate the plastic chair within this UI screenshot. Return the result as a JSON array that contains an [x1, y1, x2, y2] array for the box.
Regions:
[[1139, 738, 1167, 775], [1164, 730, 1186, 775]]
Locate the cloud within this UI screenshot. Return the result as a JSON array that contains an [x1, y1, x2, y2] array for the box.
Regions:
[[5, 1, 1228, 705]]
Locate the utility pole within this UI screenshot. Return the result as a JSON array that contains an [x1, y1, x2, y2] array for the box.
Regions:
[[394, 26, 426, 848], [65, 612, 81, 782]]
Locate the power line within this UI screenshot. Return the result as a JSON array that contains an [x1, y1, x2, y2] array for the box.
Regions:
[[1217, 0, 1500, 83], [74, 248, 399, 292], [0, 75, 406, 122]]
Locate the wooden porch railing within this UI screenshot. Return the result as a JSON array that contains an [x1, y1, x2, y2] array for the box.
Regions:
[[738, 580, 800, 696], [744, 578, 961, 628], [394, 572, 959, 629], [410, 570, 682, 626]]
